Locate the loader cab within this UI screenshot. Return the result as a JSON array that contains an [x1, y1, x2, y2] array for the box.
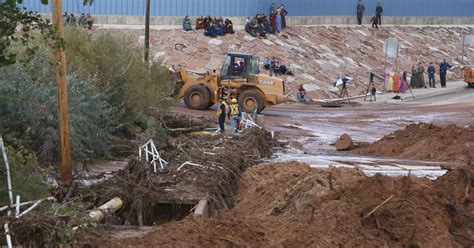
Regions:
[[220, 52, 260, 80]]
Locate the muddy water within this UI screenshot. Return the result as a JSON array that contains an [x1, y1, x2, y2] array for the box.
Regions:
[[265, 103, 471, 178]]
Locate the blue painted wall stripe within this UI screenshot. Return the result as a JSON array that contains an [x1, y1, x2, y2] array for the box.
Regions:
[[19, 0, 474, 17]]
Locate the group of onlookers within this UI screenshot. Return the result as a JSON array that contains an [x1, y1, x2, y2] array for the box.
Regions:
[[385, 59, 453, 93], [409, 60, 452, 88], [181, 2, 288, 38], [245, 3, 288, 38], [356, 0, 383, 29], [263, 58, 293, 76], [63, 12, 94, 29], [183, 16, 235, 37]]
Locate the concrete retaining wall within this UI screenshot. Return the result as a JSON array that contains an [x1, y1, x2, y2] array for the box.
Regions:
[[93, 16, 474, 26], [44, 14, 474, 26]]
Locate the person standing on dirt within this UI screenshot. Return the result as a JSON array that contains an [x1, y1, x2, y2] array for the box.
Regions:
[[217, 98, 228, 133], [439, 59, 452, 88], [375, 2, 383, 26], [356, 0, 365, 25], [417, 63, 427, 88], [427, 62, 436, 88], [227, 98, 241, 136], [410, 65, 418, 88]]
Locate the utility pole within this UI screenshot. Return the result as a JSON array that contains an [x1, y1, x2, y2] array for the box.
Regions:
[[52, 0, 73, 182], [144, 0, 150, 61]]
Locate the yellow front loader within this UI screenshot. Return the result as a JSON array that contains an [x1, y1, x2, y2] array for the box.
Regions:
[[170, 52, 288, 113]]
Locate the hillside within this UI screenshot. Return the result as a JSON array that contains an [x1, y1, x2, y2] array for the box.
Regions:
[[125, 26, 473, 99]]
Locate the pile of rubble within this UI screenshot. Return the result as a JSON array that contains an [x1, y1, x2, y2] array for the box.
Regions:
[[122, 26, 473, 99]]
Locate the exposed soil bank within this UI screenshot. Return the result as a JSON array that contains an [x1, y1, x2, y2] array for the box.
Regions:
[[353, 122, 474, 163], [107, 161, 473, 247]]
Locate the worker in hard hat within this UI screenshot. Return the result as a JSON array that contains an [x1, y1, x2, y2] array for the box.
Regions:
[[227, 98, 241, 136], [216, 97, 228, 133]]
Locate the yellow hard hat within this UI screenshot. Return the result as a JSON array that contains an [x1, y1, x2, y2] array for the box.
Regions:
[[231, 98, 237, 103]]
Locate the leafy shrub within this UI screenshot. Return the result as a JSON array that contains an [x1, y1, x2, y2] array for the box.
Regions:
[[0, 48, 121, 163], [64, 27, 175, 122], [0, 146, 49, 204]]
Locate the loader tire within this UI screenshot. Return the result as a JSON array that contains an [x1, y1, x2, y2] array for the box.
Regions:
[[238, 89, 265, 113], [184, 85, 211, 110]]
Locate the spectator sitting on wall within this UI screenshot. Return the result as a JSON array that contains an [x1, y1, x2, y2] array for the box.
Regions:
[[182, 15, 192, 31], [258, 23, 267, 38], [256, 13, 266, 24], [63, 12, 69, 24], [204, 16, 212, 29], [245, 16, 251, 25], [224, 18, 235, 34], [86, 13, 94, 30], [69, 13, 76, 25], [245, 17, 258, 37], [204, 22, 217, 37], [216, 21, 226, 36], [78, 13, 86, 26], [263, 17, 273, 33], [196, 16, 205, 29], [217, 16, 224, 26]]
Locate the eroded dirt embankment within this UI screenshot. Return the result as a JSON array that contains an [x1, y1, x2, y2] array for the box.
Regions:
[[353, 122, 474, 163], [122, 26, 473, 99], [108, 161, 474, 247]]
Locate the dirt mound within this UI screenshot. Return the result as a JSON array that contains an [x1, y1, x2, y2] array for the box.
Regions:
[[109, 162, 473, 247], [353, 123, 474, 163]]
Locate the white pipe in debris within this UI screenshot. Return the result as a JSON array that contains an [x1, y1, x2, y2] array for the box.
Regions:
[[17, 197, 56, 218], [0, 196, 55, 212], [0, 136, 14, 209], [15, 195, 20, 218], [4, 222, 12, 248], [88, 197, 124, 223]]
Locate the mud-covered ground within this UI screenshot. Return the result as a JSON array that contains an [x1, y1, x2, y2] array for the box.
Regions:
[[108, 161, 474, 247]]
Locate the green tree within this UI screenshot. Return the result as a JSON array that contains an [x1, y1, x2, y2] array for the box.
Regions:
[[0, 47, 121, 163], [0, 0, 93, 66]]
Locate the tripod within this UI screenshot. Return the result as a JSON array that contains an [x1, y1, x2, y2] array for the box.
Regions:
[[339, 83, 350, 102], [364, 72, 377, 102], [399, 74, 415, 101]]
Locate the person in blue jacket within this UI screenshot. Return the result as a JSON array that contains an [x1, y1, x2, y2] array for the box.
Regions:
[[439, 59, 452, 88]]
